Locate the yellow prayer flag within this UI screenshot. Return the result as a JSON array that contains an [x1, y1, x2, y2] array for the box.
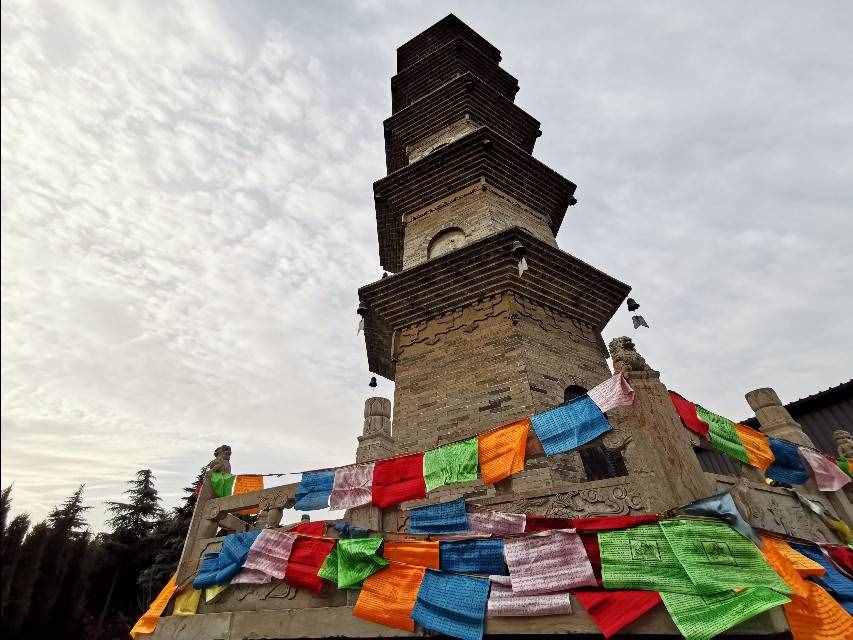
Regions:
[[735, 424, 774, 471], [129, 574, 177, 639], [204, 584, 228, 603], [173, 588, 201, 616], [478, 419, 530, 485]]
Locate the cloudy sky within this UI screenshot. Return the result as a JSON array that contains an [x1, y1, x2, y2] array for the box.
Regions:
[[2, 0, 852, 528]]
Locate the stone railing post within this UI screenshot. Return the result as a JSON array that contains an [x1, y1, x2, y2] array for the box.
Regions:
[[607, 337, 715, 512], [175, 470, 220, 585]]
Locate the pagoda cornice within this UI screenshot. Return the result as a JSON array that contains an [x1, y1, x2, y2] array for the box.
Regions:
[[396, 13, 501, 72], [391, 38, 519, 113], [383, 72, 541, 173], [373, 126, 576, 273], [359, 227, 631, 379]]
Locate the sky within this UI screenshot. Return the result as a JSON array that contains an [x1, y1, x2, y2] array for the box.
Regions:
[[2, 0, 852, 529]]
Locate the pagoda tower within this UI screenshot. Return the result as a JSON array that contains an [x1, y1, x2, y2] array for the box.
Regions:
[[359, 15, 631, 475]]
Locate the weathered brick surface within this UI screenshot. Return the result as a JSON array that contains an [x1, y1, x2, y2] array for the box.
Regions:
[[401, 183, 556, 269], [407, 116, 480, 164]]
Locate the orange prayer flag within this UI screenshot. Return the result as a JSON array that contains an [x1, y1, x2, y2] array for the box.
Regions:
[[735, 424, 774, 471], [478, 419, 530, 485], [382, 540, 440, 569], [353, 562, 425, 632], [771, 539, 826, 577], [233, 474, 264, 515], [784, 582, 853, 640], [761, 535, 811, 598], [129, 574, 177, 639]]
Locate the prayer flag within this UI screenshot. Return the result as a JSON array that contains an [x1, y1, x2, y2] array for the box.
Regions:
[[791, 544, 853, 613], [294, 470, 334, 511], [204, 584, 227, 602], [172, 588, 201, 616], [531, 395, 611, 455], [232, 529, 296, 584], [760, 535, 812, 598], [838, 456, 852, 478], [439, 539, 507, 575], [599, 523, 697, 594], [783, 582, 853, 640], [130, 574, 177, 639], [677, 491, 761, 546], [669, 391, 709, 438], [659, 519, 790, 595], [423, 438, 479, 492], [735, 424, 775, 471], [765, 438, 809, 485], [571, 513, 660, 532], [573, 590, 662, 638], [487, 574, 572, 617], [371, 453, 427, 508], [329, 463, 374, 510], [409, 498, 469, 534], [696, 405, 749, 464], [768, 538, 825, 577], [334, 537, 388, 589], [290, 520, 326, 536], [232, 474, 264, 515], [478, 419, 529, 485], [799, 448, 851, 491], [661, 587, 789, 640], [285, 536, 336, 594], [524, 515, 572, 533], [580, 533, 602, 581], [383, 540, 440, 569], [194, 530, 261, 588], [412, 570, 490, 640], [317, 543, 339, 584], [504, 530, 597, 595], [210, 471, 235, 498], [587, 372, 635, 413], [826, 545, 853, 574], [467, 511, 526, 535], [353, 563, 425, 632]]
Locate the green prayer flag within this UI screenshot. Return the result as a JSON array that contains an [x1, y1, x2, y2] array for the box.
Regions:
[[599, 524, 699, 594], [210, 472, 235, 498], [696, 405, 748, 464], [661, 587, 789, 640], [423, 438, 479, 492], [335, 537, 388, 589], [317, 543, 339, 583], [838, 456, 852, 478], [659, 519, 790, 595]]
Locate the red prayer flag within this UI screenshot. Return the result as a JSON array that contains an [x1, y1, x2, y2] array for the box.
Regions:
[[580, 533, 602, 582], [284, 536, 336, 594], [290, 521, 326, 536], [371, 453, 426, 509], [668, 391, 709, 438], [571, 514, 660, 532], [573, 589, 662, 638], [524, 515, 573, 533], [826, 544, 853, 574]]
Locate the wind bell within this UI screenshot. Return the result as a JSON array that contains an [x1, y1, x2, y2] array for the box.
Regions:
[[511, 240, 528, 277], [356, 301, 367, 334], [626, 297, 649, 329]]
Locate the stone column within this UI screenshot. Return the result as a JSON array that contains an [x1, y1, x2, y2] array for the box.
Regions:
[[745, 388, 815, 447], [607, 337, 715, 512], [346, 397, 393, 535]]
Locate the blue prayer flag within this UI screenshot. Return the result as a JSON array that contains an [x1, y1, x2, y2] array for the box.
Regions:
[[439, 539, 507, 575], [193, 529, 261, 588], [294, 469, 335, 511], [409, 498, 469, 534], [765, 439, 809, 485], [412, 570, 490, 640], [792, 543, 853, 613], [531, 395, 611, 455]]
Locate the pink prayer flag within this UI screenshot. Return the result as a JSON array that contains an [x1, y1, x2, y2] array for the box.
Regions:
[[329, 462, 374, 510], [233, 529, 296, 583], [799, 447, 851, 491], [587, 373, 635, 413], [504, 530, 597, 595], [468, 511, 527, 536], [487, 575, 572, 617]]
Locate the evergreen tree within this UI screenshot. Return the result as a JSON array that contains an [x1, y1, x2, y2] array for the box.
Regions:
[[5, 521, 49, 636], [0, 486, 30, 630]]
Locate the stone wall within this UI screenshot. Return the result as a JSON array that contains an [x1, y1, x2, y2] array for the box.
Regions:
[[401, 183, 556, 269], [406, 116, 480, 163]]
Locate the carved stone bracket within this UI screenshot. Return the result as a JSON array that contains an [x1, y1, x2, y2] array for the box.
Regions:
[[513, 483, 646, 518]]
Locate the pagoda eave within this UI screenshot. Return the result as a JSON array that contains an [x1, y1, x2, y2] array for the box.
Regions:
[[396, 13, 502, 71], [359, 228, 630, 379], [383, 72, 541, 173], [374, 127, 577, 273]]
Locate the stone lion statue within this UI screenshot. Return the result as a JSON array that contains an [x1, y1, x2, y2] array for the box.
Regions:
[[608, 336, 648, 373], [206, 444, 232, 474], [833, 430, 853, 459]]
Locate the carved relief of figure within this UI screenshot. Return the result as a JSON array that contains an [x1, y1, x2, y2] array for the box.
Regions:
[[834, 429, 853, 459], [206, 444, 232, 474]]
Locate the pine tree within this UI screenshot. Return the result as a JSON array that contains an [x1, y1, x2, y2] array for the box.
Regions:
[[105, 470, 163, 538], [0, 486, 30, 630], [5, 521, 49, 637]]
